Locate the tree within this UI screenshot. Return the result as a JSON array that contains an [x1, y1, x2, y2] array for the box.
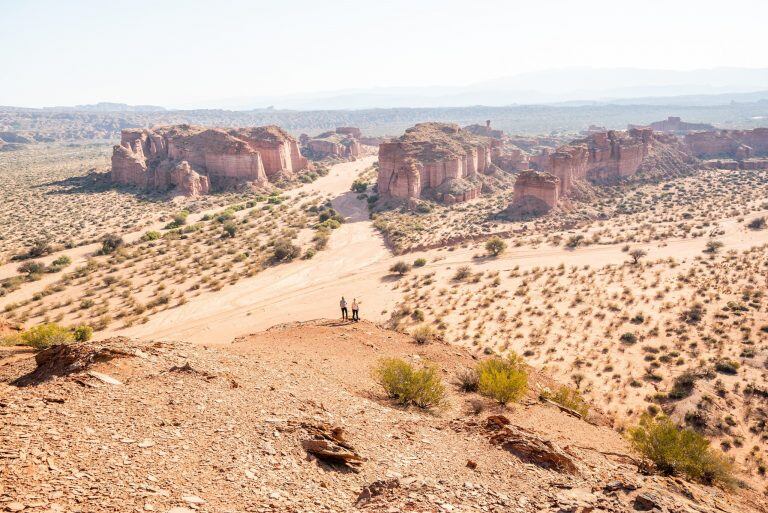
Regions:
[[747, 216, 766, 230], [272, 239, 300, 262], [17, 260, 45, 276], [389, 261, 411, 275], [629, 248, 647, 264], [485, 236, 507, 257], [100, 233, 124, 255], [222, 221, 237, 238], [704, 240, 724, 254]]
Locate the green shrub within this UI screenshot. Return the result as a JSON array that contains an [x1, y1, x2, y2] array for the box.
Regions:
[[541, 385, 589, 418], [620, 332, 638, 344], [18, 323, 74, 349], [373, 358, 446, 409], [351, 180, 368, 193], [141, 230, 161, 242], [704, 240, 723, 254], [485, 236, 507, 257], [320, 219, 341, 230], [628, 414, 734, 485], [72, 325, 93, 342], [565, 235, 584, 248], [413, 258, 427, 267], [668, 371, 697, 400], [715, 359, 739, 375], [18, 261, 46, 276], [47, 255, 72, 272], [412, 324, 436, 344], [747, 216, 766, 230], [476, 354, 528, 404], [222, 221, 237, 238]]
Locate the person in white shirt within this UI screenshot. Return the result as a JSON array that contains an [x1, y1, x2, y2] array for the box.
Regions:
[[351, 298, 360, 321], [340, 297, 348, 320]]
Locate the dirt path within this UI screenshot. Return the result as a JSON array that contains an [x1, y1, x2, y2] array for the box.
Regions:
[[0, 158, 377, 304]]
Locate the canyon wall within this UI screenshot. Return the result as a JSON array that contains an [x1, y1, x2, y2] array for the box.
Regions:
[[510, 128, 694, 214], [645, 117, 715, 134], [111, 125, 307, 195], [302, 128, 362, 160], [377, 123, 493, 203], [509, 170, 560, 215], [685, 128, 768, 159]]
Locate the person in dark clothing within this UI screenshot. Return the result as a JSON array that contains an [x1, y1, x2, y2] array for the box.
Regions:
[[340, 297, 348, 320], [351, 298, 360, 321]]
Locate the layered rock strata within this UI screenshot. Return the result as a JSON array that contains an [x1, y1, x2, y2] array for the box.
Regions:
[[510, 170, 560, 214], [685, 128, 768, 159], [646, 116, 715, 134], [377, 123, 493, 202], [302, 128, 362, 159], [111, 125, 307, 195], [511, 128, 693, 213]]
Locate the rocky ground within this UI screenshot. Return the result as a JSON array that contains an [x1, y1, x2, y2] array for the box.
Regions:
[[1, 320, 764, 513]]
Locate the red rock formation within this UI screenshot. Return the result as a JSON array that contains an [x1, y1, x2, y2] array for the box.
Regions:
[[234, 126, 308, 179], [169, 161, 210, 196], [509, 171, 559, 215], [645, 116, 714, 134], [684, 128, 768, 159], [335, 127, 362, 139], [111, 125, 307, 195], [377, 123, 493, 203], [303, 130, 361, 160], [511, 128, 694, 214]]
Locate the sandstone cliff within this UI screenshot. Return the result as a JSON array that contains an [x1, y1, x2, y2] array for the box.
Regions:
[[685, 128, 768, 160], [511, 128, 694, 214], [377, 123, 493, 203], [509, 170, 560, 215], [302, 128, 362, 160], [111, 125, 307, 195], [645, 116, 715, 134]]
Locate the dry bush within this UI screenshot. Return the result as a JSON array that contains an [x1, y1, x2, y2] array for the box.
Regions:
[[411, 324, 436, 344]]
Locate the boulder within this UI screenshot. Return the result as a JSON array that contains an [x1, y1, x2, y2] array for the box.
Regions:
[[484, 415, 579, 474]]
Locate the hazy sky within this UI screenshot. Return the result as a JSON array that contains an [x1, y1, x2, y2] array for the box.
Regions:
[[2, 0, 767, 107]]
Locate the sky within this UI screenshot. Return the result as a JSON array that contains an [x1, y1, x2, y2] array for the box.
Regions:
[[2, 0, 767, 108]]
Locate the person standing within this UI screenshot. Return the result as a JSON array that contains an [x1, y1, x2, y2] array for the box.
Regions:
[[351, 298, 360, 321], [340, 297, 348, 320]]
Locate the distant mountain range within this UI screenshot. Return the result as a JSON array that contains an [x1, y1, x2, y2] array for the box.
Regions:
[[18, 67, 768, 112], [43, 102, 166, 112], [177, 67, 768, 111]]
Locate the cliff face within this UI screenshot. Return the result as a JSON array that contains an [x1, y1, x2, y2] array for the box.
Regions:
[[685, 128, 768, 159], [111, 125, 307, 195], [302, 128, 362, 160], [377, 123, 492, 203], [511, 128, 694, 213], [509, 170, 560, 215], [647, 116, 715, 134]]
